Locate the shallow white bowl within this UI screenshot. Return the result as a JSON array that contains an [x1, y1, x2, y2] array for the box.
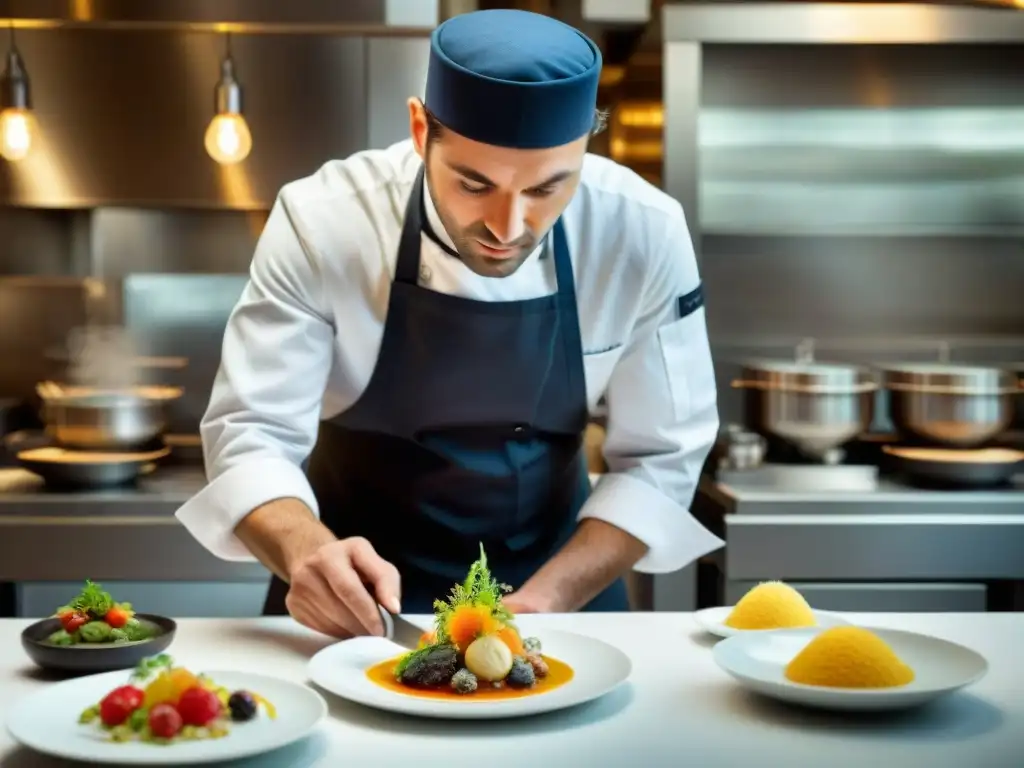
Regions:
[[712, 626, 989, 712], [694, 605, 850, 638]]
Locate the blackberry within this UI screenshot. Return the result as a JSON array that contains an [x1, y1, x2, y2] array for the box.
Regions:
[[227, 691, 258, 722]]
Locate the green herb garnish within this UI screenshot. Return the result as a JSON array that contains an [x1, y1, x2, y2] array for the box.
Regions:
[[56, 579, 114, 618], [130, 653, 173, 682], [432, 543, 512, 643]]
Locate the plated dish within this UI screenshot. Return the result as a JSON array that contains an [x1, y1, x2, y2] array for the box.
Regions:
[[307, 546, 632, 719], [694, 581, 850, 638], [373, 545, 571, 699], [21, 581, 176, 673], [80, 654, 275, 744], [6, 659, 328, 764], [713, 625, 989, 712]]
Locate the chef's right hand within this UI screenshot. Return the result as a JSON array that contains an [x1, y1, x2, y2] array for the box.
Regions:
[[284, 536, 401, 639]]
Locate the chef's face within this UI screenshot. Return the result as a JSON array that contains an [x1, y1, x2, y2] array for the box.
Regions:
[[409, 98, 587, 278]]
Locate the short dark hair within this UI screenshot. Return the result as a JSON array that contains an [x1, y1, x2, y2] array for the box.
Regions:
[[423, 102, 608, 146]]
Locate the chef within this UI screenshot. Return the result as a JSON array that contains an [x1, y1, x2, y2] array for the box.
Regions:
[[175, 8, 724, 639]]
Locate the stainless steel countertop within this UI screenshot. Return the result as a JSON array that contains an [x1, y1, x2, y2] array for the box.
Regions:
[[0, 466, 269, 582], [697, 468, 1024, 581], [703, 467, 1024, 517], [0, 466, 206, 517]]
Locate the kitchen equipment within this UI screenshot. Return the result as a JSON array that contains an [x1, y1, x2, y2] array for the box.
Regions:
[[713, 424, 766, 471], [36, 381, 182, 451], [881, 363, 1018, 448], [1010, 363, 1024, 430], [881, 445, 1024, 488], [732, 358, 877, 461], [4, 430, 170, 489], [378, 605, 425, 650]]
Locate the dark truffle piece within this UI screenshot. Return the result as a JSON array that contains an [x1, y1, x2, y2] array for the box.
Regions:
[[399, 645, 459, 688]]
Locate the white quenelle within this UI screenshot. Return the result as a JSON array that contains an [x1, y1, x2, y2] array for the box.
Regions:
[[463, 635, 514, 682]]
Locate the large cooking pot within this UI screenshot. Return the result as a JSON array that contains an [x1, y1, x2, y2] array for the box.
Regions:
[[732, 360, 878, 459], [881, 363, 1018, 448], [38, 384, 183, 451], [1011, 364, 1024, 430]]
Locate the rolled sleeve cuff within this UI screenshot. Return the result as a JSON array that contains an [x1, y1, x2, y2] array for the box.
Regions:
[[579, 472, 724, 573], [175, 457, 320, 562]]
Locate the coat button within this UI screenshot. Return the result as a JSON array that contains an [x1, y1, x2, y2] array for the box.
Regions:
[[419, 265, 432, 283]]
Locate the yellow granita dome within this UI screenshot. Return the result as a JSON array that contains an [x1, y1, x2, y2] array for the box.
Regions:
[[784, 626, 915, 689], [723, 581, 817, 630]]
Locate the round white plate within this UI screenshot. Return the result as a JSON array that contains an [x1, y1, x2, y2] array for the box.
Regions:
[[694, 606, 850, 638], [712, 626, 989, 712], [6, 669, 328, 765], [308, 629, 631, 719]]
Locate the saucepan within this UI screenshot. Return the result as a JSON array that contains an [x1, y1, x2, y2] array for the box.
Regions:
[[731, 359, 878, 460], [36, 381, 183, 451], [879, 363, 1018, 448]]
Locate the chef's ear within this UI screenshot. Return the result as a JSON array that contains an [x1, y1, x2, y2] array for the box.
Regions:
[[409, 97, 429, 159]]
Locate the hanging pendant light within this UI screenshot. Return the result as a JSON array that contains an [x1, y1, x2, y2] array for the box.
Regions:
[[204, 33, 253, 165], [0, 23, 36, 162]]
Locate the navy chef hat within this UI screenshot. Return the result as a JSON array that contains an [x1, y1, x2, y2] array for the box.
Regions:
[[424, 9, 602, 150]]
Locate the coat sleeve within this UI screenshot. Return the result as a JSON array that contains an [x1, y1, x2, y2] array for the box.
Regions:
[[577, 203, 724, 573], [175, 195, 335, 561]]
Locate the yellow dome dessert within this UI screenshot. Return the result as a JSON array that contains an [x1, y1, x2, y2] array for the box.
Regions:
[[784, 626, 915, 689], [723, 581, 817, 630]]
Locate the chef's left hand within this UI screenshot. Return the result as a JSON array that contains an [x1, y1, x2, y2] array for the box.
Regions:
[[503, 590, 554, 614]]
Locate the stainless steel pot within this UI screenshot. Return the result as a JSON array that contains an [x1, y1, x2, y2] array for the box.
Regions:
[[732, 361, 878, 459], [38, 384, 182, 450], [1010, 364, 1024, 430], [881, 363, 1018, 448]]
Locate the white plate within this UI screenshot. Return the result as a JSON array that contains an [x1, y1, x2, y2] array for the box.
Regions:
[[308, 628, 631, 719], [6, 669, 328, 764], [694, 606, 850, 638], [712, 626, 989, 712]]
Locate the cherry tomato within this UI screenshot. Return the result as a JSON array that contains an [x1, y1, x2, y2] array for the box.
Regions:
[[59, 611, 87, 634], [99, 685, 144, 727], [104, 606, 130, 628], [176, 686, 222, 727], [148, 703, 183, 739]]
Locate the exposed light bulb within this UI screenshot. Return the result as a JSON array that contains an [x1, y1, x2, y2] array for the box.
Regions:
[[204, 113, 252, 165], [0, 106, 33, 161]]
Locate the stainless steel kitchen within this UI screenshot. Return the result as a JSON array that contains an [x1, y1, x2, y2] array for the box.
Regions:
[[0, 1, 1021, 766]]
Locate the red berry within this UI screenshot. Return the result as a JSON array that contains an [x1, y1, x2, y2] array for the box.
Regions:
[[176, 686, 222, 727], [148, 704, 182, 739], [99, 685, 144, 726]]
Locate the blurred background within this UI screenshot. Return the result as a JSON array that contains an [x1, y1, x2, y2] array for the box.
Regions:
[[0, 0, 1020, 618]]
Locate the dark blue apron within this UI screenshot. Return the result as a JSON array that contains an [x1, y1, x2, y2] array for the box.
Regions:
[[262, 166, 628, 616]]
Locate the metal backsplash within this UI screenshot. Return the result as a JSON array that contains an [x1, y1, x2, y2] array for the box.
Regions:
[[0, 28, 430, 208], [121, 274, 248, 434]]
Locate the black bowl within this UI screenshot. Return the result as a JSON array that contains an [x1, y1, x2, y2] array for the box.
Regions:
[[21, 613, 177, 674]]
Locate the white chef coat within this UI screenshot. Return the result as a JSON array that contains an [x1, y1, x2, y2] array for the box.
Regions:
[[175, 138, 724, 574]]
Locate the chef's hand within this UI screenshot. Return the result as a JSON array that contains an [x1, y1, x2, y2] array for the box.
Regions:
[[503, 590, 553, 614], [285, 536, 401, 639]]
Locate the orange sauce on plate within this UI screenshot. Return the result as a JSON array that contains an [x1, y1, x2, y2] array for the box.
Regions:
[[366, 655, 574, 700]]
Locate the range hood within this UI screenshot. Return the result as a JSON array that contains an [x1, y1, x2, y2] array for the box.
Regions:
[[0, 0, 439, 32]]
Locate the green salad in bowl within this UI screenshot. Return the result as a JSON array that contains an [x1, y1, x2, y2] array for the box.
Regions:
[[22, 580, 177, 673], [47, 581, 157, 646]]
